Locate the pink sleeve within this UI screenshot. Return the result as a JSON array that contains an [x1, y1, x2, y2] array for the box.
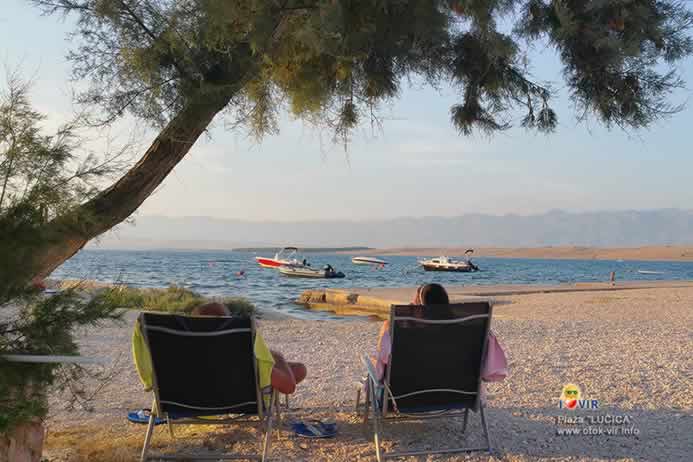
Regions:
[[375, 328, 391, 381], [481, 331, 508, 382]]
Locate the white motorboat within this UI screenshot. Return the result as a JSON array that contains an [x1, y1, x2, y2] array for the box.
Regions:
[[419, 250, 479, 272], [352, 256, 388, 266]]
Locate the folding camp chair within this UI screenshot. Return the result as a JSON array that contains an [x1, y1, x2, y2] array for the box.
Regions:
[[356, 302, 493, 460], [137, 312, 279, 461]]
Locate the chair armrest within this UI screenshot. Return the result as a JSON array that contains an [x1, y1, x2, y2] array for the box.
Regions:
[[1, 354, 106, 364], [260, 385, 274, 396]]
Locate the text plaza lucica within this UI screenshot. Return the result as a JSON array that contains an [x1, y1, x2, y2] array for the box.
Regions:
[[556, 415, 634, 425]]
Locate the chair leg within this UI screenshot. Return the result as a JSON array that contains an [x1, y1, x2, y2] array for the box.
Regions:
[[462, 408, 469, 434], [479, 403, 492, 452], [167, 415, 175, 439], [355, 387, 362, 415], [140, 412, 156, 462], [370, 381, 383, 462], [261, 392, 276, 462], [363, 380, 371, 426], [275, 392, 283, 428]]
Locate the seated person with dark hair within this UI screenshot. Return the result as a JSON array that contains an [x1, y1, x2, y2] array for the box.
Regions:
[[132, 302, 307, 395]]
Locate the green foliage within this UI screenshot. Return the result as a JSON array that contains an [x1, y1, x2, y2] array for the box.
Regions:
[[0, 71, 126, 297], [516, 0, 693, 128], [217, 297, 256, 318], [0, 72, 120, 219], [99, 285, 204, 313], [0, 290, 123, 433], [31, 0, 693, 141], [0, 75, 124, 433], [99, 285, 256, 316]]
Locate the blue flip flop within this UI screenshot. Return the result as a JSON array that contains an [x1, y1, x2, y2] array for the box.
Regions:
[[127, 408, 166, 425], [291, 420, 337, 438]]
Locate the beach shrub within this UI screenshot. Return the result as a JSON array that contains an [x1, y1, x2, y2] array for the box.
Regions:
[[99, 285, 205, 313], [99, 285, 255, 316], [218, 297, 256, 318]]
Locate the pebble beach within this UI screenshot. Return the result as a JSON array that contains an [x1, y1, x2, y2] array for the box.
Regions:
[[44, 285, 693, 461]]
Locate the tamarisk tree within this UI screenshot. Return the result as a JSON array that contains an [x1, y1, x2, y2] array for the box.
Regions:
[[25, 0, 693, 281], [0, 75, 123, 437]]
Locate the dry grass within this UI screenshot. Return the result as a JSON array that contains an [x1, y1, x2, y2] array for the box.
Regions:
[[582, 295, 624, 304], [43, 412, 477, 462], [44, 423, 250, 462], [45, 425, 145, 462]]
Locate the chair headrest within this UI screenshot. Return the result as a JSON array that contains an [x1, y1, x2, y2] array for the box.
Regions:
[[140, 311, 252, 334], [392, 301, 491, 322]]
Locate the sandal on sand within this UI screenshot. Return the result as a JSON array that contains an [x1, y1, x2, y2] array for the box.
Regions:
[[127, 408, 166, 425], [291, 420, 337, 438]]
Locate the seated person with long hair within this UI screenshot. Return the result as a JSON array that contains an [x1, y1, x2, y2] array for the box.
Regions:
[[374, 283, 507, 383], [132, 302, 307, 395]]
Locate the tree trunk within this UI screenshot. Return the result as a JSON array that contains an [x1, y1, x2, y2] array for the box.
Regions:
[[30, 90, 236, 279], [0, 420, 44, 462]]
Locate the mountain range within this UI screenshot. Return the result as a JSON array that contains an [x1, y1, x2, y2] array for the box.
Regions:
[[91, 209, 693, 250]]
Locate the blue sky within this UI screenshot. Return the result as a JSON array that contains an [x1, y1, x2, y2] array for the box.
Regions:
[[2, 1, 693, 221]]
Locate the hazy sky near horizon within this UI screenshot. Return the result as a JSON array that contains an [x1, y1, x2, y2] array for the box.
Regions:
[[3, 1, 693, 222]]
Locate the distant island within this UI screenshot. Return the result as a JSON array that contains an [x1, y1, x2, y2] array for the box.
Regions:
[[86, 241, 693, 262], [93, 209, 693, 250], [235, 246, 372, 253], [342, 246, 693, 262]]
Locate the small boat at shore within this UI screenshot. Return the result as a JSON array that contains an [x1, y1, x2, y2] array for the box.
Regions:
[[279, 265, 345, 279], [256, 247, 305, 269], [419, 250, 479, 272], [352, 256, 388, 266]]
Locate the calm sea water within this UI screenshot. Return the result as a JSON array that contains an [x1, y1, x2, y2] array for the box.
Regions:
[[52, 250, 693, 319]]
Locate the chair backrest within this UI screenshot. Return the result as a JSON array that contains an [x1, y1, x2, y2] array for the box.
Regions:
[[139, 312, 261, 417], [386, 302, 492, 412]]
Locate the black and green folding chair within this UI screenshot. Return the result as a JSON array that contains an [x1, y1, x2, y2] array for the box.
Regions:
[[137, 312, 279, 461]]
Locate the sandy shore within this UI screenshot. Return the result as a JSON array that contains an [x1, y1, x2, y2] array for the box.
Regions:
[[298, 280, 693, 318], [44, 286, 692, 461], [339, 245, 693, 261]]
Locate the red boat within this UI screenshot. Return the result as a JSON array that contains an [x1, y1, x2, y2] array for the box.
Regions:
[[255, 247, 304, 269]]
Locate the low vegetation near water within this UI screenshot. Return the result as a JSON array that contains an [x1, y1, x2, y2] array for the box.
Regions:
[[99, 285, 255, 316]]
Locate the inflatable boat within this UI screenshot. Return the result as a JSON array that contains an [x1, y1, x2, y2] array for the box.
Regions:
[[278, 265, 345, 279]]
